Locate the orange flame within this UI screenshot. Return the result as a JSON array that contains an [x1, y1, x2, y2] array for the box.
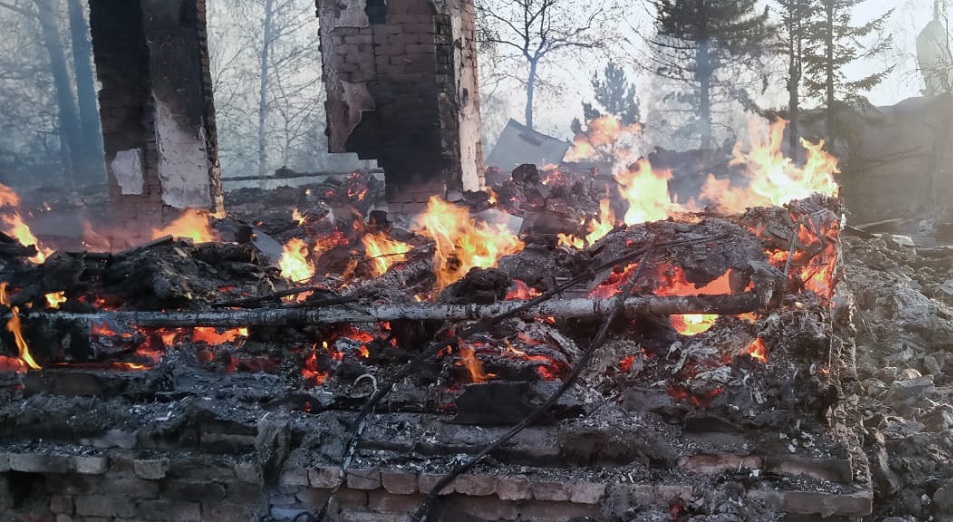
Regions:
[[0, 183, 52, 263], [743, 338, 768, 363], [618, 159, 686, 225], [191, 327, 248, 345], [558, 199, 616, 249], [0, 282, 40, 370], [457, 342, 494, 384], [279, 238, 315, 282], [564, 115, 642, 162], [151, 209, 220, 243], [505, 280, 540, 300], [361, 232, 412, 277], [44, 291, 67, 309], [701, 119, 839, 213], [414, 197, 523, 292], [292, 208, 305, 225], [656, 268, 733, 336]]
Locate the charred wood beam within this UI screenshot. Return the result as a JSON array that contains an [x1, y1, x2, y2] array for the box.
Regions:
[[17, 292, 770, 328]]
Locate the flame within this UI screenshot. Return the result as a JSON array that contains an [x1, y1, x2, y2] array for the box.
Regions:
[[414, 197, 523, 292], [0, 282, 40, 370], [743, 337, 768, 363], [362, 232, 412, 276], [279, 238, 315, 281], [151, 209, 219, 243], [558, 199, 616, 249], [458, 342, 494, 384], [0, 183, 52, 263], [0, 355, 26, 373], [656, 268, 733, 336], [564, 115, 642, 162], [618, 159, 685, 225], [44, 292, 66, 309], [292, 208, 305, 225], [505, 280, 540, 300], [701, 119, 839, 213]]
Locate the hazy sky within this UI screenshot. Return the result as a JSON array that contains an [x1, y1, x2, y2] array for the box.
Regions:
[[515, 0, 949, 140]]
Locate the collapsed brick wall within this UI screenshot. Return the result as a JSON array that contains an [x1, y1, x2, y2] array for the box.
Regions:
[[89, 0, 222, 244], [318, 0, 485, 214]]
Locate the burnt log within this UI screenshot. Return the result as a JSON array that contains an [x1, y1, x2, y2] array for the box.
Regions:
[[16, 291, 772, 329]]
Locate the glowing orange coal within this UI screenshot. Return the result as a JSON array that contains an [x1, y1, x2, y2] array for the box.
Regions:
[[191, 327, 249, 345], [414, 196, 523, 292], [0, 183, 53, 263], [743, 337, 768, 363], [44, 291, 66, 309], [701, 119, 839, 213], [0, 282, 40, 370], [361, 232, 412, 277], [656, 268, 734, 336], [151, 209, 220, 243], [279, 238, 315, 282], [505, 280, 540, 300]]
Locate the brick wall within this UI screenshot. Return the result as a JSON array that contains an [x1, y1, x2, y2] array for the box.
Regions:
[[89, 0, 222, 246], [319, 0, 485, 214]]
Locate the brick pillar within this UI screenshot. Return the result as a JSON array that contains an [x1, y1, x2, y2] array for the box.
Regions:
[[318, 0, 485, 215], [89, 0, 222, 241]]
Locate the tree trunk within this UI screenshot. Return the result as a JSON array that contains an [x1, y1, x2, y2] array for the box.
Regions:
[[525, 58, 537, 130], [787, 11, 801, 162], [824, 0, 836, 144], [695, 0, 712, 150], [67, 0, 105, 185], [257, 0, 275, 177], [33, 0, 84, 184]]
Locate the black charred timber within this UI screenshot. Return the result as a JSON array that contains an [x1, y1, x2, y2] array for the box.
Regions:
[[15, 292, 771, 329]]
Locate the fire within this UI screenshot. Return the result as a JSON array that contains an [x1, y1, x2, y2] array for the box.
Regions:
[[564, 115, 642, 162], [457, 342, 495, 384], [151, 209, 220, 243], [0, 183, 52, 263], [701, 119, 839, 213], [279, 238, 315, 281], [292, 208, 305, 225], [656, 268, 733, 336], [0, 282, 41, 370], [505, 280, 540, 300], [618, 159, 684, 225], [361, 232, 412, 277], [619, 354, 636, 372], [414, 196, 523, 292], [558, 199, 616, 249], [44, 292, 67, 309], [191, 327, 248, 345], [743, 337, 768, 363]]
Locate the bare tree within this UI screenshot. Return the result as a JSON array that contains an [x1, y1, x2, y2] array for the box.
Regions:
[[476, 0, 619, 130]]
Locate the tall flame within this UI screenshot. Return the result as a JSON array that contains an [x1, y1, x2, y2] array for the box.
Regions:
[[564, 115, 642, 163], [617, 159, 685, 225], [457, 342, 495, 384], [701, 119, 839, 213], [656, 269, 733, 336], [279, 238, 315, 282], [151, 209, 220, 243], [0, 183, 52, 263], [361, 232, 412, 277], [0, 282, 41, 370], [414, 197, 523, 292]]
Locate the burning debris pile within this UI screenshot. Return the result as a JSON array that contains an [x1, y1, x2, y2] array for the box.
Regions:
[[0, 119, 867, 520]]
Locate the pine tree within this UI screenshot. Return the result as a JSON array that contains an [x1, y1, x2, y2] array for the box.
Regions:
[[646, 0, 773, 149], [775, 0, 813, 161], [802, 0, 894, 146], [571, 60, 641, 135]]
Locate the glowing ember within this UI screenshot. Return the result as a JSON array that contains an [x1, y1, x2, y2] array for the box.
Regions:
[[279, 238, 315, 281], [701, 119, 839, 213], [0, 183, 52, 263], [191, 327, 249, 345], [151, 209, 220, 243], [361, 232, 412, 277], [743, 337, 768, 363], [619, 354, 636, 372], [655, 268, 735, 336], [44, 291, 67, 309], [414, 196, 523, 292], [292, 208, 305, 225], [0, 282, 40, 370], [505, 280, 540, 300]]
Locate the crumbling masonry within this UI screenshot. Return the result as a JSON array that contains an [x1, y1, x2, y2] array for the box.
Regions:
[[318, 0, 486, 213]]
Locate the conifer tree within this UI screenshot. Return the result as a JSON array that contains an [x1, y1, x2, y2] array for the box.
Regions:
[[571, 60, 641, 135]]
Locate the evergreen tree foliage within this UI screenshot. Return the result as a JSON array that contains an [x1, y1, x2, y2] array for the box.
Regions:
[[571, 60, 641, 135]]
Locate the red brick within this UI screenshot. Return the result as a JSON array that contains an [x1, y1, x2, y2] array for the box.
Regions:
[[74, 495, 136, 518], [532, 481, 572, 502], [50, 495, 74, 515], [367, 490, 425, 513], [380, 471, 418, 495], [201, 502, 262, 521], [517, 500, 600, 520], [451, 474, 496, 496], [163, 479, 227, 502], [570, 482, 607, 504], [495, 477, 533, 501], [309, 465, 342, 488], [136, 499, 202, 522], [347, 468, 382, 490]]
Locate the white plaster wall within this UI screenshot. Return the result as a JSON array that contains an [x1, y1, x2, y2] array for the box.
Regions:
[[111, 148, 144, 195], [153, 95, 213, 208], [452, 15, 483, 191]]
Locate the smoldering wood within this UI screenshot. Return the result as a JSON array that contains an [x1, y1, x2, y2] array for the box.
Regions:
[[18, 291, 771, 329]]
